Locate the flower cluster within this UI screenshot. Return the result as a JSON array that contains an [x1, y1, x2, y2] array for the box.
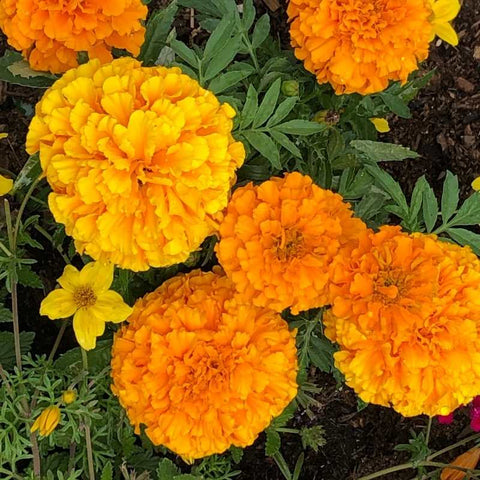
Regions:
[[324, 226, 480, 417], [0, 0, 147, 73], [287, 0, 460, 94], [27, 58, 245, 271], [111, 269, 298, 459], [216, 172, 367, 314]]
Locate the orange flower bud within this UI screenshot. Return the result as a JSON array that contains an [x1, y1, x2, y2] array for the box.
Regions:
[[441, 447, 480, 480]]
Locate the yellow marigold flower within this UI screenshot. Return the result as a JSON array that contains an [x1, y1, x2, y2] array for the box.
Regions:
[[325, 226, 480, 417], [0, 0, 147, 73], [428, 0, 461, 46], [31, 405, 61, 436], [370, 118, 391, 133], [216, 172, 367, 314], [40, 261, 132, 350], [441, 446, 480, 480], [287, 0, 433, 95], [111, 269, 298, 460], [62, 389, 77, 405], [0, 174, 13, 195], [26, 58, 245, 271]]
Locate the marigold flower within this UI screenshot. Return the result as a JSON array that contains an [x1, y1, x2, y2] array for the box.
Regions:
[[0, 0, 147, 73], [40, 261, 132, 350], [325, 226, 480, 417], [62, 389, 77, 405], [31, 405, 61, 436], [216, 172, 367, 314], [441, 446, 480, 480], [111, 269, 298, 460], [26, 58, 245, 271], [428, 0, 461, 46], [287, 0, 434, 94]]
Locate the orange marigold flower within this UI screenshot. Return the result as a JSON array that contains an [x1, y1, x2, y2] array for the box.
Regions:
[[216, 172, 367, 314], [0, 0, 147, 73], [325, 226, 480, 417], [287, 0, 433, 95], [111, 269, 298, 460], [26, 58, 245, 271]]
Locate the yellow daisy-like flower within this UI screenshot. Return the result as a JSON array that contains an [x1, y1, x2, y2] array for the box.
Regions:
[[0, 0, 147, 73], [0, 174, 13, 195], [428, 0, 461, 46], [288, 0, 434, 94], [62, 390, 77, 405], [370, 118, 391, 133], [31, 405, 61, 437], [26, 58, 245, 271], [111, 269, 298, 460], [40, 261, 132, 350], [325, 226, 480, 417]]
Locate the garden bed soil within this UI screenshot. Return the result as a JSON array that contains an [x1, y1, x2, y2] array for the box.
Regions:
[[0, 0, 478, 478]]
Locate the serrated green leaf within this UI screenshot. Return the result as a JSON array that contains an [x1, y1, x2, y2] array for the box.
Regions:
[[17, 266, 43, 288], [170, 40, 199, 68], [230, 446, 244, 464], [203, 34, 242, 81], [243, 131, 281, 169], [100, 462, 113, 480], [380, 92, 411, 118], [156, 458, 180, 480], [273, 120, 325, 135], [253, 78, 281, 128], [351, 140, 419, 162], [450, 193, 480, 227], [422, 181, 438, 232], [308, 335, 335, 372], [0, 306, 12, 323], [0, 331, 35, 369], [139, 1, 178, 65], [267, 97, 297, 127], [441, 171, 459, 224], [240, 85, 258, 129], [265, 428, 281, 457], [270, 131, 301, 158], [0, 51, 57, 88], [447, 228, 480, 255], [208, 68, 253, 95], [252, 14, 270, 49]]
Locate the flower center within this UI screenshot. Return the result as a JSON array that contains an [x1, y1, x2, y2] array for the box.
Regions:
[[275, 229, 305, 261], [73, 285, 97, 308], [373, 269, 409, 304]]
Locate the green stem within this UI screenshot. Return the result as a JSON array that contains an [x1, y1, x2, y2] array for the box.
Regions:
[[0, 240, 12, 256], [81, 348, 88, 374], [428, 432, 480, 460], [10, 276, 21, 371], [12, 176, 41, 249], [84, 423, 95, 480], [356, 462, 414, 480], [425, 417, 433, 447]]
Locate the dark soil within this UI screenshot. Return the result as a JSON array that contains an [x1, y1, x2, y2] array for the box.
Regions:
[[0, 0, 478, 479]]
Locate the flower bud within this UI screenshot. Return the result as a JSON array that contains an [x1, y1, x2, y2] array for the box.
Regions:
[[31, 406, 61, 436], [62, 389, 77, 405], [312, 110, 340, 125], [281, 80, 299, 97]]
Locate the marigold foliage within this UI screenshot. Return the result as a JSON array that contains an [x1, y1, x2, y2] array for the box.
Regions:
[[325, 226, 480, 417], [216, 172, 367, 314], [111, 269, 298, 460], [0, 0, 147, 73], [288, 0, 435, 94], [26, 58, 245, 271]]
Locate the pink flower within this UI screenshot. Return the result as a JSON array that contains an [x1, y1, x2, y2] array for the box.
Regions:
[[470, 396, 480, 432], [438, 412, 454, 424]]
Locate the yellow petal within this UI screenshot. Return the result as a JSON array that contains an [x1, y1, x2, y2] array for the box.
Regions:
[[432, 0, 461, 23], [433, 22, 459, 46], [92, 290, 133, 323], [40, 289, 77, 319], [472, 177, 480, 191], [0, 133, 8, 140], [72, 308, 105, 350], [0, 175, 13, 196], [57, 264, 82, 292], [370, 118, 390, 133], [79, 261, 114, 294]]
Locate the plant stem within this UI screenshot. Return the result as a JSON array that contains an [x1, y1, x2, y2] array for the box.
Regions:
[[425, 417, 433, 447], [428, 432, 480, 460], [84, 423, 95, 480], [47, 322, 67, 364], [356, 462, 414, 480], [81, 348, 88, 373], [10, 276, 21, 371], [12, 176, 41, 248]]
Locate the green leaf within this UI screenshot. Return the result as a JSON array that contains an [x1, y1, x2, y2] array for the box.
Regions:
[[242, 0, 256, 31], [176, 0, 219, 16], [156, 459, 180, 480], [265, 428, 281, 457], [17, 266, 43, 289], [230, 446, 244, 464], [441, 171, 459, 224], [365, 165, 408, 215], [270, 131, 301, 158], [240, 85, 258, 129], [267, 97, 297, 127], [422, 181, 438, 232], [243, 131, 281, 169], [450, 193, 480, 227], [253, 78, 281, 128], [173, 476, 200, 480], [55, 339, 113, 374], [203, 13, 236, 63], [0, 331, 35, 369], [208, 68, 253, 94], [0, 51, 57, 88], [300, 426, 326, 453], [170, 40, 199, 68], [308, 335, 335, 373], [351, 140, 419, 162], [11, 154, 42, 194], [407, 176, 427, 229], [380, 92, 411, 118], [0, 306, 12, 323], [252, 14, 270, 49], [139, 0, 178, 65], [447, 228, 480, 255], [203, 34, 242, 81], [273, 120, 325, 136], [100, 462, 113, 480]]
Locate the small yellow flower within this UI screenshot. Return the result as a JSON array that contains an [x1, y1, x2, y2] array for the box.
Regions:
[[428, 0, 461, 46], [40, 261, 132, 350], [0, 133, 8, 140], [62, 390, 77, 404], [31, 406, 61, 436], [472, 177, 480, 191], [0, 174, 13, 196], [370, 118, 391, 133]]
